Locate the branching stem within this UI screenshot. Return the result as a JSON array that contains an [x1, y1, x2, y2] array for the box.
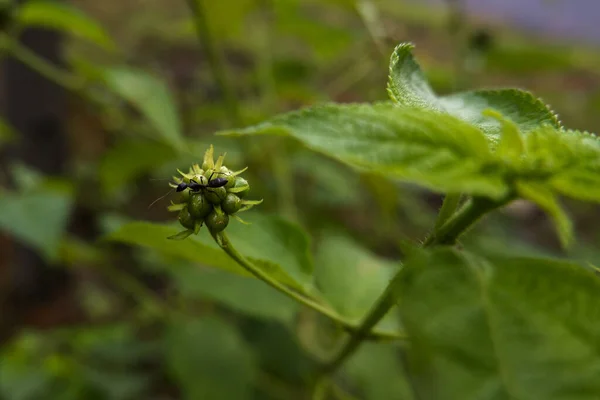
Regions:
[[320, 195, 513, 377], [211, 230, 406, 341]]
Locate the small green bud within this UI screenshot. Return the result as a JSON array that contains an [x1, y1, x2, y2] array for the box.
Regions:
[[231, 176, 249, 198], [179, 189, 191, 203], [205, 186, 227, 204], [188, 193, 213, 219], [205, 210, 229, 233], [178, 207, 195, 230], [222, 193, 242, 214]]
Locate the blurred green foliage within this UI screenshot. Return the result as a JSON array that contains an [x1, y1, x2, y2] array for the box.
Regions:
[[1, 0, 600, 399]]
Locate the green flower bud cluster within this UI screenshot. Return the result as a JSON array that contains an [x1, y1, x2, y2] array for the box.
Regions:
[[167, 145, 262, 240]]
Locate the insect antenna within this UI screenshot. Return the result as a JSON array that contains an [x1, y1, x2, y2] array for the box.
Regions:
[[148, 187, 176, 209]]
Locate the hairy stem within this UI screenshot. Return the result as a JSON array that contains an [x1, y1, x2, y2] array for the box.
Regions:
[[320, 195, 512, 375], [423, 196, 508, 246], [434, 193, 463, 231], [211, 231, 405, 340], [184, 0, 242, 125]]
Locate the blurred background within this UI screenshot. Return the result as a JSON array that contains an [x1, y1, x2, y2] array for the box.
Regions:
[[0, 0, 599, 398]]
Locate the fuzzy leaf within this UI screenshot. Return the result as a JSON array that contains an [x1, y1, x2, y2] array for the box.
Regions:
[[484, 109, 524, 162], [515, 127, 600, 206], [398, 248, 600, 400], [543, 130, 600, 202], [387, 42, 561, 141], [220, 103, 508, 199]]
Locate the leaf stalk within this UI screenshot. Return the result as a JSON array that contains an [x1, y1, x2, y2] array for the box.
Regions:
[[211, 230, 406, 341]]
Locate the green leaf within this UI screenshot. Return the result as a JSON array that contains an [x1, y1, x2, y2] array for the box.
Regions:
[[220, 102, 508, 199], [484, 109, 524, 162], [99, 139, 177, 195], [515, 127, 600, 205], [174, 267, 298, 323], [243, 321, 318, 386], [314, 234, 401, 331], [398, 248, 600, 400], [165, 317, 257, 400], [166, 229, 193, 240], [102, 67, 184, 151], [16, 1, 116, 51], [0, 188, 73, 261], [543, 129, 600, 202], [104, 213, 313, 293], [344, 342, 415, 400], [516, 181, 573, 247], [387, 42, 561, 140], [0, 334, 50, 400]]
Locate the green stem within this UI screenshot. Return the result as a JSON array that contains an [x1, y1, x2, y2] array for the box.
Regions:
[[211, 230, 404, 341], [434, 193, 463, 231], [320, 195, 512, 375], [321, 276, 399, 374], [0, 34, 85, 92], [184, 0, 242, 125], [423, 196, 508, 246]]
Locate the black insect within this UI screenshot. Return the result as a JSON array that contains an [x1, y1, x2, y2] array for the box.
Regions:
[[148, 172, 228, 209], [176, 172, 228, 193]]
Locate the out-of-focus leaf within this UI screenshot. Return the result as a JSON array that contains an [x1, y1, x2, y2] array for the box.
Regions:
[[102, 67, 184, 151], [99, 139, 176, 195], [219, 103, 507, 199], [314, 234, 400, 331], [292, 152, 362, 207], [174, 266, 298, 323], [176, 0, 257, 42], [242, 320, 318, 385], [274, 0, 354, 62], [105, 213, 313, 293], [345, 342, 414, 400], [398, 247, 600, 400], [0, 188, 73, 261], [542, 129, 600, 203], [9, 163, 43, 192], [165, 317, 257, 400], [516, 181, 573, 247], [0, 334, 50, 400], [387, 42, 561, 141], [16, 1, 116, 51]]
